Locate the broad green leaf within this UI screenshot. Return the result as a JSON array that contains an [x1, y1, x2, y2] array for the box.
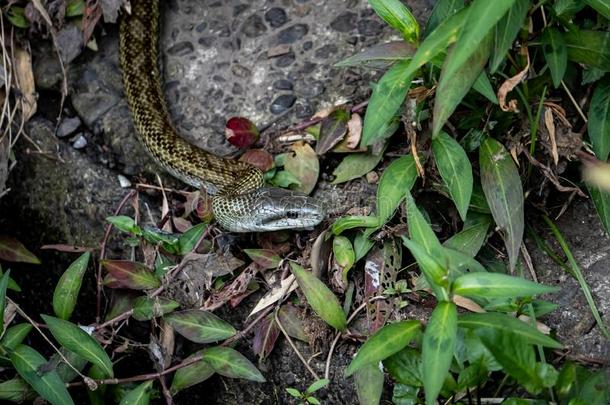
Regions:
[[41, 315, 114, 378], [170, 351, 214, 393], [164, 310, 236, 343], [354, 363, 384, 405], [289, 263, 346, 330], [335, 41, 415, 69], [457, 361, 488, 391], [346, 320, 421, 376], [443, 216, 490, 257], [588, 77, 610, 161], [119, 381, 152, 405], [102, 260, 160, 290], [565, 29, 610, 70], [53, 348, 88, 383], [354, 229, 375, 261], [432, 32, 492, 138], [392, 384, 420, 405], [425, 0, 464, 35], [472, 72, 498, 104], [555, 0, 586, 17], [132, 296, 180, 321], [384, 347, 423, 387], [362, 60, 414, 146], [0, 377, 35, 402], [332, 152, 384, 184], [401, 237, 449, 301], [178, 224, 207, 255], [140, 228, 179, 254], [331, 216, 380, 235], [422, 302, 457, 405], [377, 154, 418, 224], [306, 378, 330, 394], [5, 6, 28, 28], [490, 0, 529, 72], [0, 271, 9, 335], [584, 0, 610, 19], [453, 273, 558, 298], [106, 216, 142, 235], [1, 323, 32, 351], [202, 346, 265, 382], [10, 345, 74, 405], [53, 252, 90, 320], [432, 132, 473, 220], [0, 236, 40, 264], [479, 137, 524, 271], [470, 180, 491, 213], [542, 27, 568, 88], [243, 249, 281, 269], [405, 193, 444, 257], [588, 185, 610, 234], [369, 0, 420, 43], [333, 236, 355, 279], [458, 312, 563, 348]]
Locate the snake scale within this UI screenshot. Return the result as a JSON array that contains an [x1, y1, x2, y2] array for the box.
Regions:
[[119, 0, 325, 232]]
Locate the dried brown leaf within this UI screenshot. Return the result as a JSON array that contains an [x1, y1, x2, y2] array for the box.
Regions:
[[13, 46, 36, 122], [544, 108, 559, 165], [497, 51, 530, 113]]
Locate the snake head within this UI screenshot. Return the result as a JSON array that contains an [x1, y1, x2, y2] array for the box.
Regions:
[[213, 187, 326, 233]]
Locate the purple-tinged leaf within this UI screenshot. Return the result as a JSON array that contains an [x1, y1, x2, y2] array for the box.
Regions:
[[164, 309, 236, 343], [101, 260, 160, 290], [0, 236, 40, 264]]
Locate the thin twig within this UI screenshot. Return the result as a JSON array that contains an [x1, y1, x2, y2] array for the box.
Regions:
[[275, 311, 320, 380], [560, 81, 587, 123]]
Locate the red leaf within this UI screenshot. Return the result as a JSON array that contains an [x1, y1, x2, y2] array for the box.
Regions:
[[252, 314, 280, 359], [240, 149, 274, 172], [101, 260, 160, 290], [225, 117, 259, 149], [0, 236, 40, 264]]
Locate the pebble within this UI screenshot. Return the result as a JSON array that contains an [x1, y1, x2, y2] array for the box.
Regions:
[[295, 101, 314, 118], [242, 14, 267, 38], [72, 134, 87, 149], [273, 79, 294, 90], [275, 24, 308, 44], [314, 44, 338, 59], [275, 52, 296, 67], [57, 116, 81, 138], [117, 174, 132, 188], [166, 41, 194, 56], [297, 80, 325, 97], [330, 12, 357, 32], [265, 7, 288, 28], [357, 19, 383, 37], [270, 94, 296, 114]]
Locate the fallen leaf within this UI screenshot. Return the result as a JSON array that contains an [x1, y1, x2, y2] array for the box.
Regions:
[[544, 108, 559, 165], [316, 108, 350, 155], [248, 275, 297, 317], [13, 46, 36, 122], [239, 149, 274, 172], [497, 49, 530, 113], [284, 142, 319, 194], [203, 265, 258, 311], [225, 117, 259, 149]]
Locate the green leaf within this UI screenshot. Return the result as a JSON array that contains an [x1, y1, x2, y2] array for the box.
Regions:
[[285, 387, 302, 398], [333, 236, 355, 278], [584, 0, 610, 20], [401, 237, 450, 301], [479, 137, 524, 271], [588, 185, 610, 234], [289, 263, 347, 330], [422, 302, 457, 405], [588, 77, 610, 162], [102, 260, 160, 290], [335, 41, 415, 69], [555, 0, 586, 17], [354, 363, 384, 405], [170, 351, 215, 394], [405, 193, 444, 257], [432, 132, 473, 220], [369, 0, 420, 43], [53, 349, 88, 383], [1, 323, 32, 351], [66, 0, 86, 17], [490, 0, 529, 72], [458, 312, 563, 348], [346, 320, 421, 376], [443, 216, 490, 257], [332, 152, 384, 184], [52, 252, 90, 320], [425, 0, 464, 35], [178, 224, 207, 255], [565, 29, 610, 70], [384, 347, 423, 387], [41, 315, 114, 378], [362, 60, 414, 146], [472, 72, 498, 104], [243, 249, 282, 269], [164, 310, 236, 343], [377, 154, 418, 224], [5, 7, 28, 28], [0, 271, 10, 335], [86, 364, 107, 405], [119, 381, 152, 405], [10, 345, 74, 405], [0, 377, 35, 402], [542, 27, 568, 88], [132, 296, 180, 321], [202, 346, 265, 382], [331, 216, 380, 235], [0, 236, 40, 264], [106, 216, 142, 235], [453, 273, 559, 298], [306, 378, 330, 394]]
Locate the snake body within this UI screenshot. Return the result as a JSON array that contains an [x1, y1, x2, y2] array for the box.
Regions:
[[119, 0, 324, 232]]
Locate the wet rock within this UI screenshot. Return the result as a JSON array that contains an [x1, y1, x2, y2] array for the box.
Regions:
[[330, 12, 357, 32], [72, 134, 88, 149], [166, 41, 194, 56], [275, 52, 296, 67], [295, 100, 314, 118], [275, 23, 308, 44], [265, 7, 288, 28], [270, 94, 296, 114], [57, 116, 81, 138], [273, 79, 293, 90], [242, 14, 267, 38]]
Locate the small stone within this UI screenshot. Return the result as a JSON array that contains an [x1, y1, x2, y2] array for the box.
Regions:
[[314, 44, 338, 59], [265, 7, 288, 28], [118, 175, 132, 188], [242, 14, 267, 38], [232, 83, 244, 95], [275, 23, 308, 44], [270, 94, 296, 114], [233, 4, 250, 16], [267, 44, 291, 58], [198, 36, 215, 47], [166, 41, 194, 56], [72, 134, 87, 149], [273, 79, 293, 90], [57, 116, 81, 138], [357, 19, 384, 37], [275, 52, 295, 67], [297, 80, 325, 97], [302, 41, 313, 51], [195, 22, 207, 33], [366, 171, 379, 184], [346, 36, 358, 45], [295, 101, 314, 118], [231, 64, 251, 78], [330, 12, 357, 32]]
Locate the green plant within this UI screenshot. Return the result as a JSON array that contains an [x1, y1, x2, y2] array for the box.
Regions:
[[285, 378, 330, 405]]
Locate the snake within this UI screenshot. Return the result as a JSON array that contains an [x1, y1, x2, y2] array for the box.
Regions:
[[119, 0, 325, 232]]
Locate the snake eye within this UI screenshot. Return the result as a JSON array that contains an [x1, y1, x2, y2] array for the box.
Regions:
[[286, 211, 299, 219]]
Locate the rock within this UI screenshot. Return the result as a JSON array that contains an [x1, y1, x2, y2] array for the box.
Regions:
[[166, 41, 195, 56], [330, 12, 357, 32], [71, 134, 88, 149], [294, 100, 314, 118], [275, 23, 308, 44], [231, 64, 252, 78], [57, 116, 81, 138], [357, 19, 384, 36], [57, 24, 84, 64], [314, 44, 338, 59], [270, 94, 296, 114], [296, 80, 325, 98], [265, 7, 288, 28], [71, 92, 120, 128], [242, 14, 267, 38], [274, 52, 296, 68], [273, 79, 294, 90], [32, 41, 64, 90], [233, 4, 250, 16]]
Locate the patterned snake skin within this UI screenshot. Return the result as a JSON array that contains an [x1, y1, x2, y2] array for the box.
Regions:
[[119, 0, 324, 232]]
